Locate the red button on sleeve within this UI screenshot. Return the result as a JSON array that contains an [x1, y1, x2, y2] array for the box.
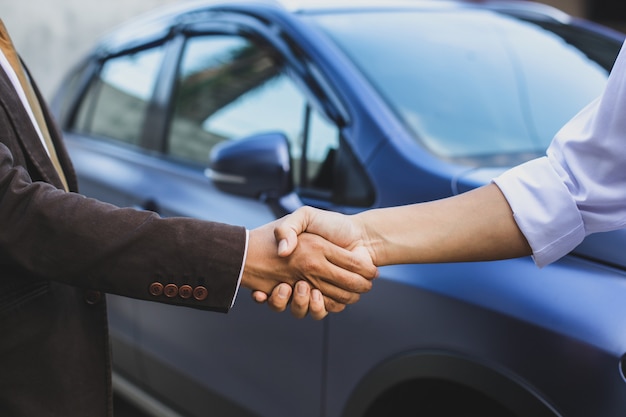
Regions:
[[179, 285, 193, 299], [193, 286, 208, 301], [164, 284, 179, 298], [149, 282, 164, 296]]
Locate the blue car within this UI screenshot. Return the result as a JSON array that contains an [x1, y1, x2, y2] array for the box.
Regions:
[[51, 1, 626, 416]]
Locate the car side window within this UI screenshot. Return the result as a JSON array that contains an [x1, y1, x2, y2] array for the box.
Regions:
[[72, 45, 165, 146], [167, 34, 339, 190], [54, 60, 92, 126]]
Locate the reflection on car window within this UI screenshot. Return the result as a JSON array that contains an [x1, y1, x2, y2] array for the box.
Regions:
[[73, 46, 165, 146], [168, 34, 339, 190], [309, 10, 622, 166], [55, 60, 92, 126]]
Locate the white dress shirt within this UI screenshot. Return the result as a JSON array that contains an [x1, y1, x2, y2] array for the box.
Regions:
[[0, 49, 51, 156], [493, 40, 626, 267]]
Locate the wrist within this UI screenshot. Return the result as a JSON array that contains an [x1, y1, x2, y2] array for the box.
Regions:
[[353, 212, 381, 266]]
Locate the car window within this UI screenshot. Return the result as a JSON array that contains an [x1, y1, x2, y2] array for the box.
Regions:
[[309, 10, 623, 167], [167, 34, 339, 190], [72, 45, 165, 146], [54, 60, 92, 126]]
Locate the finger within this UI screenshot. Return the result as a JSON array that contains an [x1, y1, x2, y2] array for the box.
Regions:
[[275, 207, 315, 257], [313, 257, 374, 296], [277, 238, 293, 257], [290, 234, 373, 303], [315, 280, 362, 305], [252, 291, 268, 303], [353, 246, 379, 279], [294, 259, 372, 304], [323, 295, 346, 314], [308, 289, 329, 320], [276, 228, 298, 258], [266, 283, 292, 312], [326, 245, 379, 281], [290, 281, 311, 319]]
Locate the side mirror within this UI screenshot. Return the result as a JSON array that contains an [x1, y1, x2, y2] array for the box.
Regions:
[[206, 132, 293, 200]]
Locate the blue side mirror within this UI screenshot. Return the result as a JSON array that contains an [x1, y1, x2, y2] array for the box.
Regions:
[[206, 132, 293, 200]]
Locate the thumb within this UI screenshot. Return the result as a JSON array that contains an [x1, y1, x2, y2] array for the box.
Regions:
[[351, 246, 379, 279], [275, 207, 313, 257], [277, 234, 297, 257]]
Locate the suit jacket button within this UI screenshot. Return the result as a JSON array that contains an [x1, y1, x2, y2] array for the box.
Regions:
[[84, 290, 102, 305], [193, 286, 208, 301], [149, 282, 164, 296], [179, 285, 193, 299], [164, 284, 179, 298]]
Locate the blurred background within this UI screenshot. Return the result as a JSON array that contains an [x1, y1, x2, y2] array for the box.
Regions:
[[1, 0, 180, 98], [2, 0, 626, 100]]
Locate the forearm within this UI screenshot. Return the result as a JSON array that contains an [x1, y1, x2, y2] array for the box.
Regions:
[[356, 183, 531, 266], [0, 143, 246, 310]]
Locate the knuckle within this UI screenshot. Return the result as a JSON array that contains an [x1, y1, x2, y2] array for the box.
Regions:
[[326, 300, 345, 313], [292, 297, 308, 309], [337, 292, 359, 305]]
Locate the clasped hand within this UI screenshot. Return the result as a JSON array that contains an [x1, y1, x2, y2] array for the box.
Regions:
[[242, 207, 377, 320]]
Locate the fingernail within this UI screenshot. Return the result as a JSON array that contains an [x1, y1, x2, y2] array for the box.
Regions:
[[312, 290, 321, 302], [278, 285, 289, 299], [296, 282, 308, 295], [278, 239, 288, 255]]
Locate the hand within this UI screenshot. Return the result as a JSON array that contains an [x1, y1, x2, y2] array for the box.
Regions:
[[255, 246, 374, 319], [253, 207, 377, 319], [243, 219, 377, 317], [275, 206, 373, 260]]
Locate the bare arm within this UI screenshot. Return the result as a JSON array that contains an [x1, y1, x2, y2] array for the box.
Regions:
[[358, 183, 531, 265], [258, 183, 530, 317], [276, 183, 531, 267]]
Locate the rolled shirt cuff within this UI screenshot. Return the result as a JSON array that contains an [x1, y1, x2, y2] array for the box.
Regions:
[[493, 157, 586, 267]]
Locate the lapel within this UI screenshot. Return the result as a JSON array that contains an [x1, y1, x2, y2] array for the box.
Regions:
[[0, 62, 77, 191], [24, 64, 78, 191]]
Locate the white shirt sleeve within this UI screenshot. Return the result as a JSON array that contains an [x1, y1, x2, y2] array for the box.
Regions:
[[0, 50, 51, 156], [493, 40, 626, 268], [229, 228, 249, 307]]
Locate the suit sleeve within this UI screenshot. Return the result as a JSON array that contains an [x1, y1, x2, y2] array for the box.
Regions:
[[0, 129, 246, 312]]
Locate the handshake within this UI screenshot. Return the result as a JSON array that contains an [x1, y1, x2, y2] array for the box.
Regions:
[[241, 206, 379, 320], [241, 183, 532, 319]]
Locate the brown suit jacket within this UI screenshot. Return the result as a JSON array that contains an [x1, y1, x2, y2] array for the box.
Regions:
[[0, 63, 246, 416]]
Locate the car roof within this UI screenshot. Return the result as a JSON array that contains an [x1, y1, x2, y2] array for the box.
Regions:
[[94, 0, 571, 56]]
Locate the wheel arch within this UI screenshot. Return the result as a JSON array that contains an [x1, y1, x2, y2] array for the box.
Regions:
[[341, 350, 562, 417]]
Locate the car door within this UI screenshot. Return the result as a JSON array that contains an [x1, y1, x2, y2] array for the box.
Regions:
[[116, 27, 346, 417], [60, 13, 369, 415], [61, 41, 174, 386]]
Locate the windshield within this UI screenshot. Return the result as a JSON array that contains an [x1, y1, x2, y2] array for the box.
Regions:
[[307, 9, 623, 166]]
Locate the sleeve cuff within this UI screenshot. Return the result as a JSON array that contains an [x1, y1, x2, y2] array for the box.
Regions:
[[493, 157, 586, 267], [229, 228, 249, 308]]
